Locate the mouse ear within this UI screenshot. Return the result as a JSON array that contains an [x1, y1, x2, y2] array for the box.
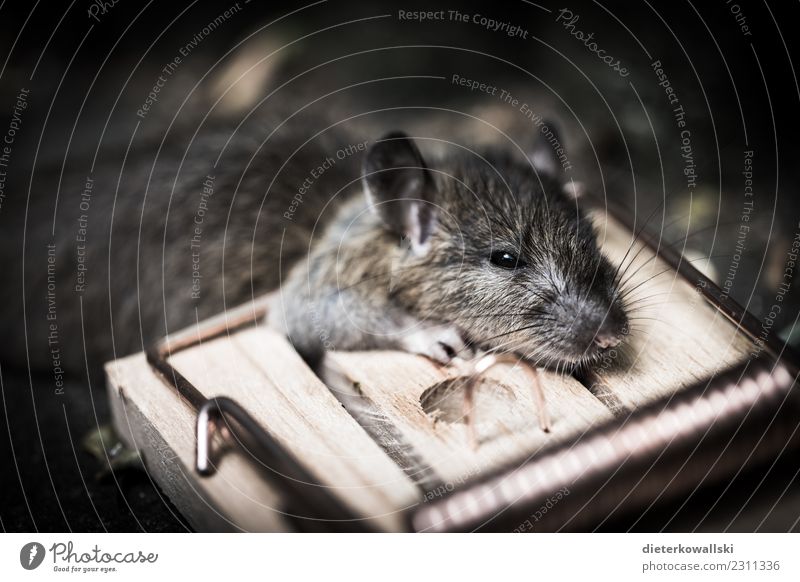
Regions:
[[363, 132, 437, 255], [528, 120, 568, 180]]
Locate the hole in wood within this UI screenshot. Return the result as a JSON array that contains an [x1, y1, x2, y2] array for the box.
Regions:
[[420, 376, 520, 435]]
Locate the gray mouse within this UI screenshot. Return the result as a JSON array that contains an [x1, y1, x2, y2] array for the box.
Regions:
[[271, 130, 629, 370], [0, 119, 627, 376]]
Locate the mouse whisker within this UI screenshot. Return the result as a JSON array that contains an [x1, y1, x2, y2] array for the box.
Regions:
[[456, 306, 551, 319], [613, 240, 652, 289], [623, 317, 695, 338], [615, 245, 682, 291], [617, 251, 728, 299], [621, 291, 672, 307], [623, 300, 671, 313], [614, 210, 701, 287], [616, 265, 677, 301], [614, 215, 741, 290], [615, 245, 661, 289], [610, 194, 682, 287], [480, 321, 554, 344], [490, 335, 547, 357]]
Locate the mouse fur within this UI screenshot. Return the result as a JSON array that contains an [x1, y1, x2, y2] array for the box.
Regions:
[[1, 118, 627, 375], [271, 131, 629, 371]]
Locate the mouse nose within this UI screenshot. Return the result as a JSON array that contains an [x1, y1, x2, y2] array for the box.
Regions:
[[593, 330, 621, 349], [592, 313, 626, 349]]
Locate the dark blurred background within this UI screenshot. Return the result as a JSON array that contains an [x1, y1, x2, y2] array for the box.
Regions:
[[0, 0, 799, 531]]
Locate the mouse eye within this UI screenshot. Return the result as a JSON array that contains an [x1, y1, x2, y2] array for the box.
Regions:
[[489, 250, 527, 270]]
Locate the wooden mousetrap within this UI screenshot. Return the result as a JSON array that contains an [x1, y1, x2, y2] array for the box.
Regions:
[[105, 203, 800, 532]]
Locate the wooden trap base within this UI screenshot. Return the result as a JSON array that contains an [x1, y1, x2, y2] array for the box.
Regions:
[[106, 212, 756, 531]]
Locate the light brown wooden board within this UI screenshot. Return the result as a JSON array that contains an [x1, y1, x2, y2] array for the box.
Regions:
[[589, 212, 754, 409], [166, 327, 419, 531], [324, 351, 613, 487], [106, 352, 286, 532], [105, 210, 758, 531]]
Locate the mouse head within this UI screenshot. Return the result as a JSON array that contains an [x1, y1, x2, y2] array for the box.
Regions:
[[362, 130, 629, 367]]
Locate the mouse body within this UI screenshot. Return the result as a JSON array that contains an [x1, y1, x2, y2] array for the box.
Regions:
[[272, 131, 628, 370], [1, 118, 627, 375]]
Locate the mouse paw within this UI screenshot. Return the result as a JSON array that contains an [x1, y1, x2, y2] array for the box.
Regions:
[[400, 324, 473, 364]]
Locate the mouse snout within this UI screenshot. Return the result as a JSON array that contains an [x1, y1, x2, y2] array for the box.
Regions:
[[585, 302, 628, 354], [593, 325, 622, 349], [548, 292, 627, 359], [585, 304, 627, 349]]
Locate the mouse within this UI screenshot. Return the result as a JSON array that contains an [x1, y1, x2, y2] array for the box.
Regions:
[[270, 130, 629, 371], [0, 118, 628, 376]]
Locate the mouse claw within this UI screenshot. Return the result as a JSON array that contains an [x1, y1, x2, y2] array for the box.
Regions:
[[460, 353, 552, 450], [401, 324, 473, 364], [463, 379, 479, 451]]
